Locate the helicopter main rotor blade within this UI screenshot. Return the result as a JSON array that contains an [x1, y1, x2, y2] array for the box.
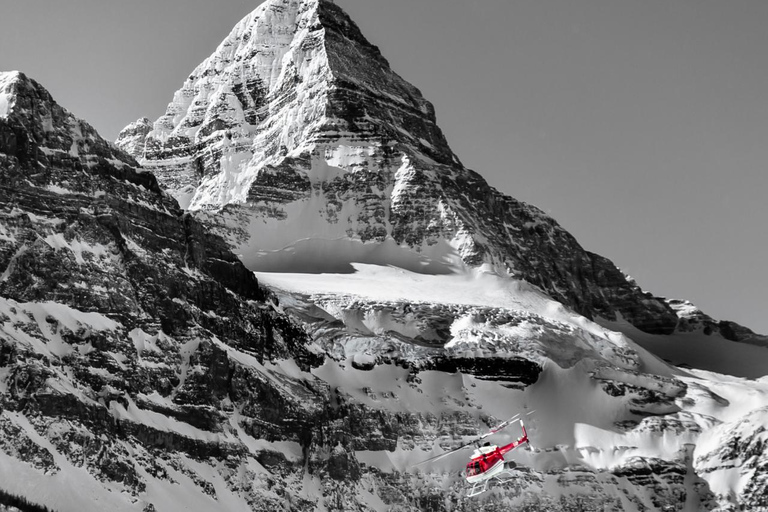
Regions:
[[484, 413, 521, 437], [478, 410, 531, 439], [411, 439, 477, 467], [492, 410, 535, 433]]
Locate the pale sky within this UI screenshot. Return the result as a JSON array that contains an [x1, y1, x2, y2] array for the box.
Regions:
[[1, 0, 766, 334]]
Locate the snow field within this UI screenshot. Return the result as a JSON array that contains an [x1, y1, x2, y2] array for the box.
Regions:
[[258, 263, 768, 502]]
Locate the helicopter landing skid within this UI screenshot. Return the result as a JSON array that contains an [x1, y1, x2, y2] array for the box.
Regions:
[[466, 479, 489, 498], [466, 468, 516, 498]]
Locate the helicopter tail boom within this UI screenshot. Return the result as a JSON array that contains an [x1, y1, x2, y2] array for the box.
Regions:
[[498, 420, 529, 456]]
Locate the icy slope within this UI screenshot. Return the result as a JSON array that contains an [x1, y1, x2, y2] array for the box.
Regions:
[[117, 0, 696, 338], [257, 264, 768, 510]]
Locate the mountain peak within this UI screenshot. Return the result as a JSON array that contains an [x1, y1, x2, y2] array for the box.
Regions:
[[117, 0, 453, 175], [115, 116, 153, 161], [115, 0, 684, 335], [1, 70, 134, 168], [1, 70, 54, 111], [0, 70, 31, 118], [0, 69, 24, 86], [113, 0, 767, 343], [0, 70, 24, 87]]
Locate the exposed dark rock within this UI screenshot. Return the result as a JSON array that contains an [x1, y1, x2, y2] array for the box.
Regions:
[[668, 299, 767, 342], [422, 356, 541, 386]]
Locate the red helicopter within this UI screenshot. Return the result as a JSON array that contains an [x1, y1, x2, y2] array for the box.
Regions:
[[414, 411, 533, 498]]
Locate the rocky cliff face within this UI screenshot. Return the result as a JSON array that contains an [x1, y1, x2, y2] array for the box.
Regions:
[[1, 69, 726, 512], [115, 117, 152, 162], [116, 0, 686, 337], [0, 71, 329, 509], [0, 71, 306, 358], [695, 407, 768, 511]]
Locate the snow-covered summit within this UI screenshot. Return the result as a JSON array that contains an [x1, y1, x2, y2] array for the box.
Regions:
[[118, 0, 452, 205], [0, 71, 23, 119], [116, 0, 694, 337], [0, 70, 22, 81]]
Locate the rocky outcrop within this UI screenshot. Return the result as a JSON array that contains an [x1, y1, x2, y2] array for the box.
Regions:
[[668, 299, 767, 344], [115, 117, 152, 160], [695, 407, 768, 510]]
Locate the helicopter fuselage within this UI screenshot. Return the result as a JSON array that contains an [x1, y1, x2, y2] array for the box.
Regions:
[[465, 445, 506, 483], [464, 422, 528, 484]]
